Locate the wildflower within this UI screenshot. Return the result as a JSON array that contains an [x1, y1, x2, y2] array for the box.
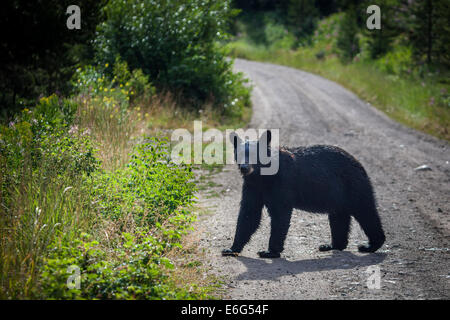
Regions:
[[105, 63, 109, 68]]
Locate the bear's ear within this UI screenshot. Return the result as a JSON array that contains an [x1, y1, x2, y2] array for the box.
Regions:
[[260, 130, 271, 147], [229, 132, 242, 150]]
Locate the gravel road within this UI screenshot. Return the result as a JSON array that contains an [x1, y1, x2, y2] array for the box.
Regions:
[[197, 59, 449, 299]]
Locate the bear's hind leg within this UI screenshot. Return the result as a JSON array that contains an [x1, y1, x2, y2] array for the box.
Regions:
[[319, 212, 350, 252], [353, 208, 385, 253]]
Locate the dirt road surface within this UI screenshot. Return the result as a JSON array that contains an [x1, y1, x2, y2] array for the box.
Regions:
[[197, 59, 449, 299]]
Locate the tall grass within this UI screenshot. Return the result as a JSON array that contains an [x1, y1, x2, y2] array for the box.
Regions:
[[0, 97, 99, 298]]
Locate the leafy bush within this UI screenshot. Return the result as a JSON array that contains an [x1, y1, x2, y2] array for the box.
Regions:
[[73, 58, 155, 106], [375, 46, 413, 75], [38, 137, 199, 300], [93, 137, 195, 226], [264, 22, 287, 46], [312, 13, 341, 51], [0, 96, 99, 188], [94, 0, 249, 115], [264, 22, 297, 50], [336, 11, 360, 62], [40, 228, 200, 300]]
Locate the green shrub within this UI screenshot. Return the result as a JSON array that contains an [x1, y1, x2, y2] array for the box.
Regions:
[[93, 137, 196, 226], [73, 59, 155, 116], [38, 137, 199, 299], [264, 22, 297, 50], [0, 96, 99, 189], [375, 46, 413, 75], [94, 0, 249, 115], [40, 228, 201, 300], [312, 13, 342, 51], [264, 22, 287, 46]]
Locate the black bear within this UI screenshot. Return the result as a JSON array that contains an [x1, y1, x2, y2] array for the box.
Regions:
[[222, 130, 385, 258]]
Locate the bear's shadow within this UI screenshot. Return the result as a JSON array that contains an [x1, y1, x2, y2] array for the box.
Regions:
[[235, 251, 387, 281]]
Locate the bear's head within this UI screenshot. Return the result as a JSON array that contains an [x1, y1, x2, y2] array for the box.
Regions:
[[229, 130, 272, 177]]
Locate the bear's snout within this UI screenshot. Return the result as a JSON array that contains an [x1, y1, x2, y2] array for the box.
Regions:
[[239, 164, 253, 176]]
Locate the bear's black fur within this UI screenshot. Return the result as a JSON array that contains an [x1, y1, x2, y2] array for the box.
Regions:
[[222, 130, 385, 258]]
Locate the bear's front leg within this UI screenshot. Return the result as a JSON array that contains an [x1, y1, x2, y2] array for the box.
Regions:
[[259, 205, 292, 259], [222, 187, 263, 257]]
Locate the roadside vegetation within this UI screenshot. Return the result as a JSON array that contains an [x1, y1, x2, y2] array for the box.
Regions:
[[0, 0, 249, 299], [227, 0, 449, 140]]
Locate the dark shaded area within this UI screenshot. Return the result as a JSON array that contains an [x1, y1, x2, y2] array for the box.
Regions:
[[235, 251, 387, 281], [0, 0, 106, 118]]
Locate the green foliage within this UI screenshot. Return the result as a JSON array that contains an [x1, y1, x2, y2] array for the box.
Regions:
[[93, 138, 196, 226], [407, 0, 450, 66], [284, 0, 319, 40], [336, 11, 360, 62], [312, 13, 342, 51], [264, 21, 288, 45], [375, 46, 413, 75], [0, 96, 99, 188], [94, 0, 248, 114], [74, 58, 155, 103], [263, 21, 296, 50], [40, 228, 203, 299], [0, 74, 204, 299], [0, 96, 100, 298], [363, 0, 398, 59]]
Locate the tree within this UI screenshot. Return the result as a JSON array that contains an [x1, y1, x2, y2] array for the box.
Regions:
[[285, 0, 319, 40], [364, 0, 398, 59], [337, 10, 360, 61], [407, 0, 449, 67]]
